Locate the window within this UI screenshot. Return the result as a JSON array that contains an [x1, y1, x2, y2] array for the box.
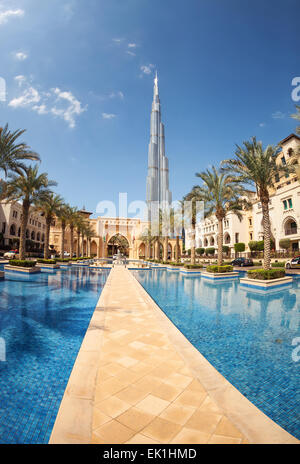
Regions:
[[249, 218, 252, 226], [281, 156, 286, 165], [275, 173, 280, 183], [288, 148, 294, 157], [235, 233, 239, 243], [283, 199, 293, 210], [2, 222, 6, 233], [250, 233, 253, 240]]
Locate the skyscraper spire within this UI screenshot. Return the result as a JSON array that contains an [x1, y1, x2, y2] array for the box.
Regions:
[[146, 73, 172, 217]]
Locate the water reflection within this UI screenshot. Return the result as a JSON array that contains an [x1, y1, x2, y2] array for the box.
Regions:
[[133, 269, 300, 440]]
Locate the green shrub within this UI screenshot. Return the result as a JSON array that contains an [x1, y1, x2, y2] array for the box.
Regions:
[[184, 264, 203, 269], [37, 259, 57, 265], [9, 260, 36, 268], [247, 269, 286, 280], [205, 247, 215, 255], [222, 246, 230, 254], [196, 248, 205, 255], [234, 243, 245, 253], [206, 265, 233, 273], [55, 258, 71, 263], [279, 239, 291, 251], [187, 249, 191, 256], [271, 262, 286, 268], [253, 261, 262, 266], [168, 262, 182, 266]]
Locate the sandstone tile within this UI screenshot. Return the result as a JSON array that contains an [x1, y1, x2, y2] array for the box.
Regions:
[[142, 417, 181, 443], [160, 403, 196, 426], [171, 427, 210, 444], [93, 420, 135, 444], [214, 416, 244, 439], [208, 434, 242, 444], [116, 407, 155, 432], [136, 394, 170, 415], [185, 410, 222, 434], [96, 396, 131, 418]]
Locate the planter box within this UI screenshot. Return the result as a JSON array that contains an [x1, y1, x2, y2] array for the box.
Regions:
[[56, 262, 71, 267], [4, 265, 41, 274], [0, 271, 4, 280], [180, 268, 203, 274], [201, 271, 239, 279], [36, 263, 60, 270], [240, 276, 293, 289], [166, 266, 181, 271]]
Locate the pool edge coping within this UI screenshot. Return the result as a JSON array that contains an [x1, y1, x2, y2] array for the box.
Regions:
[[49, 269, 112, 444], [128, 269, 299, 445]]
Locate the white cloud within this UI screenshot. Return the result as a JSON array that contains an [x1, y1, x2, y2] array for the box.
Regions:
[[14, 51, 28, 61], [8, 78, 86, 128], [14, 75, 26, 86], [272, 111, 285, 119], [8, 86, 40, 108], [0, 8, 24, 25], [32, 104, 48, 115], [112, 38, 123, 44], [259, 122, 266, 127], [108, 91, 124, 100], [51, 87, 87, 128], [128, 43, 137, 48], [140, 64, 155, 75], [102, 113, 116, 120], [126, 51, 136, 57]]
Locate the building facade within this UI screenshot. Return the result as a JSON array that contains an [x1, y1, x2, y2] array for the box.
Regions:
[[185, 133, 300, 255], [0, 201, 46, 251]]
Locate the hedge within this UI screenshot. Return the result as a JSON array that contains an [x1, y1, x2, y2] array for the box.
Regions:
[[206, 265, 233, 273], [205, 248, 215, 255], [168, 262, 183, 266], [247, 269, 286, 280], [9, 260, 36, 268], [37, 259, 57, 264], [271, 262, 286, 268], [184, 264, 203, 269]]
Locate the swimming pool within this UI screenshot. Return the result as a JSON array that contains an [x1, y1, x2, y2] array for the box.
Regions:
[[133, 269, 300, 440], [0, 266, 109, 444]]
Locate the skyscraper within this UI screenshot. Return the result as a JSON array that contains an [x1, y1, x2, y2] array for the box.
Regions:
[[146, 73, 172, 216]]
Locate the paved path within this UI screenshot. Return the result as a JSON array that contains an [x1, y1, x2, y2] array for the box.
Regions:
[[91, 267, 249, 444]]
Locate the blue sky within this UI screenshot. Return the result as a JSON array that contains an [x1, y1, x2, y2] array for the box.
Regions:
[[0, 0, 299, 217]]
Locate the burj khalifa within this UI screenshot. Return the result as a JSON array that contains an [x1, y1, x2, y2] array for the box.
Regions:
[[146, 73, 172, 217]]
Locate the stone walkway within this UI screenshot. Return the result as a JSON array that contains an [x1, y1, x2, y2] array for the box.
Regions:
[[50, 266, 298, 444], [90, 267, 249, 444]]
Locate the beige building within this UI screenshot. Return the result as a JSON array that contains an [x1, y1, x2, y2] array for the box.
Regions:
[[186, 133, 300, 255], [50, 212, 182, 260], [0, 201, 46, 251]]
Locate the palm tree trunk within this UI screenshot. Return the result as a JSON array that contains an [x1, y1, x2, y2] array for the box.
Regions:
[[60, 223, 66, 259], [77, 229, 80, 257], [175, 236, 179, 262], [262, 200, 271, 270], [20, 200, 29, 260], [191, 221, 196, 265], [81, 234, 84, 256], [155, 239, 160, 261], [163, 236, 168, 262], [44, 215, 51, 259], [70, 225, 74, 259], [217, 218, 223, 266]]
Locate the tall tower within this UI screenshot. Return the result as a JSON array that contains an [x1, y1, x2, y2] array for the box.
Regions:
[[146, 73, 172, 216]]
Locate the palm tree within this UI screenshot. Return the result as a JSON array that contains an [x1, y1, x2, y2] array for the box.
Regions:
[[221, 137, 293, 270], [65, 206, 80, 259], [171, 205, 184, 263], [183, 188, 203, 265], [36, 193, 64, 258], [1, 165, 56, 259], [56, 204, 69, 259], [0, 124, 40, 176], [139, 229, 155, 259], [195, 166, 246, 266]]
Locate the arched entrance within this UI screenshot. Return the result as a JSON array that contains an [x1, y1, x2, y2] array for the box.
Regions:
[[107, 234, 130, 257]]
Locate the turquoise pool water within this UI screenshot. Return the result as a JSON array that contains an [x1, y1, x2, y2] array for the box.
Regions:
[[133, 269, 300, 440], [0, 266, 109, 444]]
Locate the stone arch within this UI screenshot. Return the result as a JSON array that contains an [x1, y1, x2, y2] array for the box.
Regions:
[[139, 242, 146, 258], [168, 242, 172, 259], [37, 232, 41, 242], [10, 224, 16, 236], [26, 229, 30, 239], [210, 236, 215, 246], [224, 233, 231, 244], [283, 216, 298, 236], [107, 234, 130, 256], [204, 237, 208, 247], [31, 231, 35, 240], [90, 240, 98, 256]]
